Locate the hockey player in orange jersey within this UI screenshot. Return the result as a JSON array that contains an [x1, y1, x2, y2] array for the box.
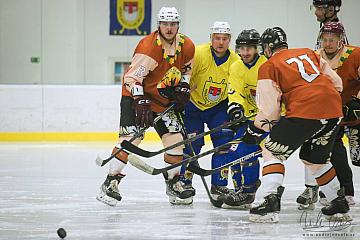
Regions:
[[241, 26, 350, 223], [297, 22, 360, 209], [97, 7, 195, 206]]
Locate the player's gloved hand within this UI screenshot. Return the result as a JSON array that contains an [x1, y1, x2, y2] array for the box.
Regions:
[[227, 103, 245, 121], [227, 103, 247, 131], [242, 121, 266, 145], [173, 82, 190, 111], [344, 96, 360, 122], [133, 96, 154, 128]]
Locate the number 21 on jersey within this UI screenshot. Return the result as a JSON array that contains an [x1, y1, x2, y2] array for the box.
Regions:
[[286, 54, 320, 82]]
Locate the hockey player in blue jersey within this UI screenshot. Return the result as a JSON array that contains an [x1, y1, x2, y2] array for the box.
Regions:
[[221, 29, 267, 208], [179, 21, 241, 204]]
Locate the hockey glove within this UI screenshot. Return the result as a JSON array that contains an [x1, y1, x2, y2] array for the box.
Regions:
[[242, 121, 266, 145], [227, 103, 247, 131], [227, 103, 245, 121], [343, 96, 360, 123], [133, 96, 154, 128], [173, 82, 190, 111]]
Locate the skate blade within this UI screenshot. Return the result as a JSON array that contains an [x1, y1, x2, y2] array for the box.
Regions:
[[96, 193, 118, 207], [297, 203, 315, 211], [169, 196, 193, 205], [223, 203, 252, 210], [249, 213, 279, 223], [325, 213, 352, 222]]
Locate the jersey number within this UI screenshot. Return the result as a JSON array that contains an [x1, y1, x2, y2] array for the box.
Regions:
[[286, 54, 320, 82]]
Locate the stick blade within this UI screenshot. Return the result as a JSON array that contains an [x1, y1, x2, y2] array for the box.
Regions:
[[121, 140, 155, 157], [186, 164, 209, 176], [96, 155, 104, 167], [127, 154, 155, 175]]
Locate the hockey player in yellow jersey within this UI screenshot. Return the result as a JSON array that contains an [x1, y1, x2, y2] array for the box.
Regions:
[[180, 21, 241, 204], [221, 29, 267, 208]]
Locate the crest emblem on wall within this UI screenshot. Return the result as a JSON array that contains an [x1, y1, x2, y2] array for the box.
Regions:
[[110, 0, 151, 35]]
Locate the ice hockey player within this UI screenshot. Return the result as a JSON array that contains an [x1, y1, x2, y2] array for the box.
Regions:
[[243, 26, 350, 223], [221, 29, 267, 209], [297, 22, 358, 210], [179, 21, 240, 204], [96, 6, 195, 206]]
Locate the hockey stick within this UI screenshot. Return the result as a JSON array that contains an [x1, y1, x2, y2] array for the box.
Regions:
[[175, 111, 223, 208], [95, 105, 174, 167], [127, 138, 242, 175], [186, 150, 262, 176], [121, 115, 253, 158]]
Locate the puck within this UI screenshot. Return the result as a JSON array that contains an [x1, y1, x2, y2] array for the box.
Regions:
[[57, 228, 67, 239]]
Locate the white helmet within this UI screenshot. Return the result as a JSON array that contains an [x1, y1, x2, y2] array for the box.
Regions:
[[210, 21, 231, 35], [157, 7, 180, 23]]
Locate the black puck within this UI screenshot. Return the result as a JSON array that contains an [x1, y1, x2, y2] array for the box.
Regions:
[[57, 228, 67, 239]]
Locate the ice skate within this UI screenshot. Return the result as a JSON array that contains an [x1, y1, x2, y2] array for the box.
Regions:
[[321, 188, 352, 221], [249, 186, 285, 223], [210, 185, 230, 201], [223, 190, 255, 209], [223, 180, 260, 209], [96, 173, 125, 207], [165, 174, 194, 205], [296, 185, 319, 210], [179, 183, 196, 205]]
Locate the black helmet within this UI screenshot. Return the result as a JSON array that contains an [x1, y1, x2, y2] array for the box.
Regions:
[[313, 0, 341, 11], [236, 29, 260, 47], [260, 27, 288, 52]]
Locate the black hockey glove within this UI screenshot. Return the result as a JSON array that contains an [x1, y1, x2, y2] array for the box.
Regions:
[[227, 103, 245, 121], [133, 96, 154, 128], [173, 82, 190, 111], [227, 103, 247, 132], [343, 96, 360, 122], [242, 121, 266, 145]]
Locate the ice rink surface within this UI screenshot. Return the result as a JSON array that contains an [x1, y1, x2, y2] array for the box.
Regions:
[[1, 141, 360, 240]]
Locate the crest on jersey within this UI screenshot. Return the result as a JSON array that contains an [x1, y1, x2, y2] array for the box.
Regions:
[[202, 77, 227, 104], [220, 168, 229, 180], [157, 66, 182, 99], [109, 0, 151, 35], [243, 84, 257, 109]]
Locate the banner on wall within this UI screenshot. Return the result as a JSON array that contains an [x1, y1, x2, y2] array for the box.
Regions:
[[110, 0, 151, 36]]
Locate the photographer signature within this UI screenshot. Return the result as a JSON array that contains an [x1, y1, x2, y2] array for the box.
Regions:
[[299, 211, 351, 232]]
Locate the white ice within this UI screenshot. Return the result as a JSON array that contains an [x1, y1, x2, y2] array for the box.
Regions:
[[0, 141, 359, 240]]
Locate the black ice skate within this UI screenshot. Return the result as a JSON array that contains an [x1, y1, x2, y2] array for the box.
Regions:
[[321, 188, 351, 221], [96, 173, 125, 207], [164, 173, 194, 205], [296, 185, 319, 210], [249, 186, 285, 223], [179, 183, 196, 205], [210, 185, 231, 201], [223, 191, 255, 209], [223, 180, 260, 209]]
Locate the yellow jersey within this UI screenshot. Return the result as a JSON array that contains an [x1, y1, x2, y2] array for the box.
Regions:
[[228, 55, 267, 119], [189, 43, 240, 111]]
